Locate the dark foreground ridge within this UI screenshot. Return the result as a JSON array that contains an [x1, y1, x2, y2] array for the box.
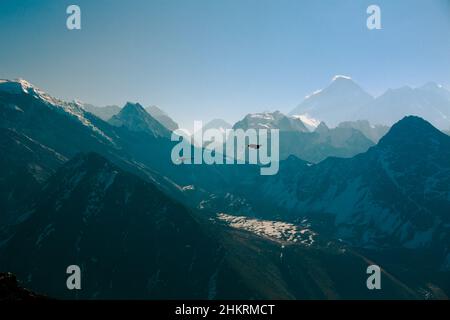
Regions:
[[0, 272, 47, 301]]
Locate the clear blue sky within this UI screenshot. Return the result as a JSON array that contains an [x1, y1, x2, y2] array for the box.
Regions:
[[1, 0, 449, 130]]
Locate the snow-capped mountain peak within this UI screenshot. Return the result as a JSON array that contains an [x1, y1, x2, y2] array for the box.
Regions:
[[289, 76, 373, 126], [0, 78, 114, 143], [332, 75, 352, 82], [233, 111, 309, 132], [291, 114, 320, 131], [0, 79, 60, 106], [0, 78, 35, 93]]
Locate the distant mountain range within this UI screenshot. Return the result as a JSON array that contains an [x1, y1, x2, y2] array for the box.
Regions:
[[80, 102, 179, 132], [337, 120, 389, 143], [81, 104, 121, 121], [290, 76, 450, 130], [202, 118, 232, 133], [357, 82, 450, 130], [232, 111, 374, 162], [233, 111, 309, 132], [0, 78, 449, 299], [145, 105, 179, 131]]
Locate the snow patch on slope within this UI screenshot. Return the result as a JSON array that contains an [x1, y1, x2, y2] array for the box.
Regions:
[[217, 213, 316, 245], [249, 113, 275, 121], [304, 89, 323, 99], [332, 75, 352, 81], [292, 114, 320, 130]]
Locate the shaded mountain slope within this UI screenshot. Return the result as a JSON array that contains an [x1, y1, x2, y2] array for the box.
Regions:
[[241, 117, 450, 252], [209, 217, 427, 299], [0, 128, 67, 227], [0, 79, 193, 206], [0, 153, 222, 299], [2, 152, 423, 300], [109, 102, 170, 138]]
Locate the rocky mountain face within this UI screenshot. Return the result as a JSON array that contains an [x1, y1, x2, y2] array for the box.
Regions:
[[0, 81, 194, 197], [0, 80, 239, 208], [81, 103, 179, 132], [0, 153, 222, 299], [0, 128, 67, 227], [0, 79, 119, 159], [233, 111, 309, 132], [109, 102, 171, 138], [0, 150, 425, 300], [241, 117, 450, 255]]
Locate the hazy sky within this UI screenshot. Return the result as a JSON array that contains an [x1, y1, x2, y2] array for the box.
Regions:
[[1, 0, 450, 130]]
